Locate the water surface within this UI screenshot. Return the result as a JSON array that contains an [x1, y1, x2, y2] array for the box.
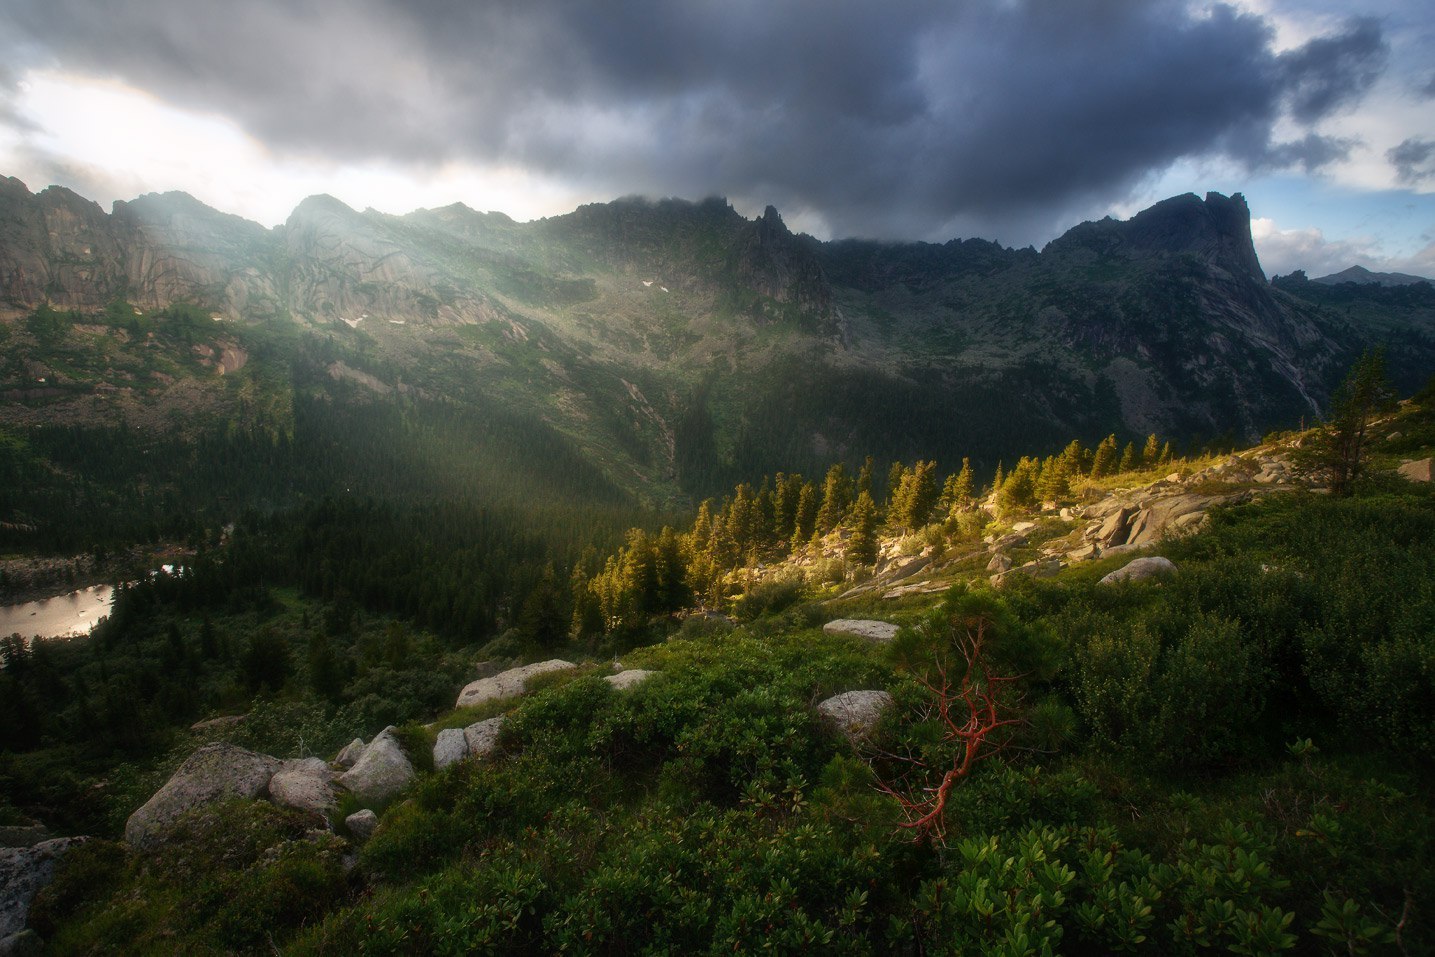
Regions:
[[0, 584, 115, 643]]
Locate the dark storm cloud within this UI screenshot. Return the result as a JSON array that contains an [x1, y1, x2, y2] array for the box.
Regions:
[[1389, 138, 1435, 184], [1276, 17, 1385, 123], [1, 0, 1391, 240]]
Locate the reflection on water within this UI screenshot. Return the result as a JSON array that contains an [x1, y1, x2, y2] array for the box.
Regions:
[[0, 585, 115, 643]]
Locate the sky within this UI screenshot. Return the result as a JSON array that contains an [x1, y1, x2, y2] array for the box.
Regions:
[[1, 0, 1432, 279]]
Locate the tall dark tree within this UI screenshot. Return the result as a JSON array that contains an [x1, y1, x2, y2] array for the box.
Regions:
[[1304, 350, 1396, 495]]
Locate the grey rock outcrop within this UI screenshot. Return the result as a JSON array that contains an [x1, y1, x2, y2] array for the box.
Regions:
[[1399, 458, 1433, 482], [125, 744, 281, 847], [463, 717, 505, 760], [268, 757, 339, 817], [822, 619, 901, 643], [433, 729, 469, 770], [604, 669, 656, 691], [818, 691, 893, 744], [336, 728, 415, 804], [344, 809, 378, 842], [1100, 556, 1178, 585], [986, 553, 1013, 573], [456, 659, 576, 709], [0, 838, 86, 940], [334, 738, 366, 769]]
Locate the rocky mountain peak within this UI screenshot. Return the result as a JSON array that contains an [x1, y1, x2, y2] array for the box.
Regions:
[[1045, 190, 1266, 282]]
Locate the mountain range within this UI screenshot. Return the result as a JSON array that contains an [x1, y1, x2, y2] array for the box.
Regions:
[[3, 176, 1433, 503]]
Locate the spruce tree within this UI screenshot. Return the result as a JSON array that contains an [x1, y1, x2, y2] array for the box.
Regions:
[[847, 491, 879, 565], [1118, 442, 1137, 473], [1090, 435, 1119, 479], [816, 464, 850, 535], [1142, 433, 1161, 466]]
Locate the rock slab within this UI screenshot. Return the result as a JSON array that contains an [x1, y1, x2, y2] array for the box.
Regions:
[[432, 729, 469, 770], [334, 738, 366, 769], [125, 744, 281, 847], [345, 809, 378, 842], [822, 619, 900, 643], [463, 717, 505, 760], [456, 659, 576, 709], [268, 757, 338, 816], [1399, 458, 1433, 483], [605, 669, 656, 691], [818, 691, 894, 744], [336, 728, 415, 804], [0, 838, 86, 939], [1100, 556, 1178, 585]]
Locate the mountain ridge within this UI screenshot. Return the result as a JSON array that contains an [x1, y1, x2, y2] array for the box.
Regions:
[[2, 176, 1433, 502]]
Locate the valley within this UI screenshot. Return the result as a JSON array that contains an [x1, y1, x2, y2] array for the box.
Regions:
[[1, 180, 1434, 955]]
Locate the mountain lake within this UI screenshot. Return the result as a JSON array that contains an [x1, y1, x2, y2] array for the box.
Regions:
[[1, 584, 115, 644]]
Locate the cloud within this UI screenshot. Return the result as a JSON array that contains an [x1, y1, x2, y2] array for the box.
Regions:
[[0, 0, 1395, 242], [1388, 138, 1435, 185], [1252, 215, 1434, 279]]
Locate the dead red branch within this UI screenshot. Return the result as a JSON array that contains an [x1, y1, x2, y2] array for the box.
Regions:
[[873, 613, 1022, 843]]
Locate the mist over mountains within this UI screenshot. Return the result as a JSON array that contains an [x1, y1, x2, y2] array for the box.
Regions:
[[3, 175, 1432, 501]]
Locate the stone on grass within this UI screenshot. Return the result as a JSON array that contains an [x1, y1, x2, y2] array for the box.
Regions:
[[268, 757, 338, 816], [336, 728, 414, 805], [0, 838, 86, 940], [822, 619, 900, 643], [605, 669, 656, 691], [817, 691, 894, 744], [1399, 458, 1433, 483], [125, 744, 281, 848], [344, 810, 378, 842], [1100, 556, 1178, 585], [433, 729, 469, 770], [455, 659, 576, 709], [463, 717, 505, 760], [334, 738, 366, 769], [986, 553, 1013, 573]]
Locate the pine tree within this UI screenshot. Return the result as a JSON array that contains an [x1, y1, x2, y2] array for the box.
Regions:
[[1142, 433, 1161, 466], [1037, 454, 1069, 502], [943, 458, 975, 515], [1118, 442, 1137, 473], [1302, 349, 1396, 495], [856, 456, 874, 501], [998, 457, 1039, 511], [847, 491, 879, 565], [1090, 435, 1119, 479], [793, 482, 819, 547], [816, 464, 850, 535], [1159, 441, 1174, 466]]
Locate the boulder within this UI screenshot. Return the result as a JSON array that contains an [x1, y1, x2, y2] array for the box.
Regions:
[[334, 738, 366, 769], [1399, 458, 1434, 483], [0, 838, 86, 940], [822, 619, 901, 643], [1092, 505, 1136, 547], [605, 669, 656, 691], [882, 581, 948, 599], [125, 744, 281, 847], [986, 553, 1013, 573], [463, 717, 506, 759], [1100, 556, 1178, 585], [432, 729, 469, 770], [344, 809, 378, 842], [817, 691, 893, 744], [990, 532, 1028, 551], [1066, 543, 1100, 562], [456, 659, 576, 709], [268, 757, 338, 816], [188, 714, 246, 734], [336, 728, 415, 805]]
